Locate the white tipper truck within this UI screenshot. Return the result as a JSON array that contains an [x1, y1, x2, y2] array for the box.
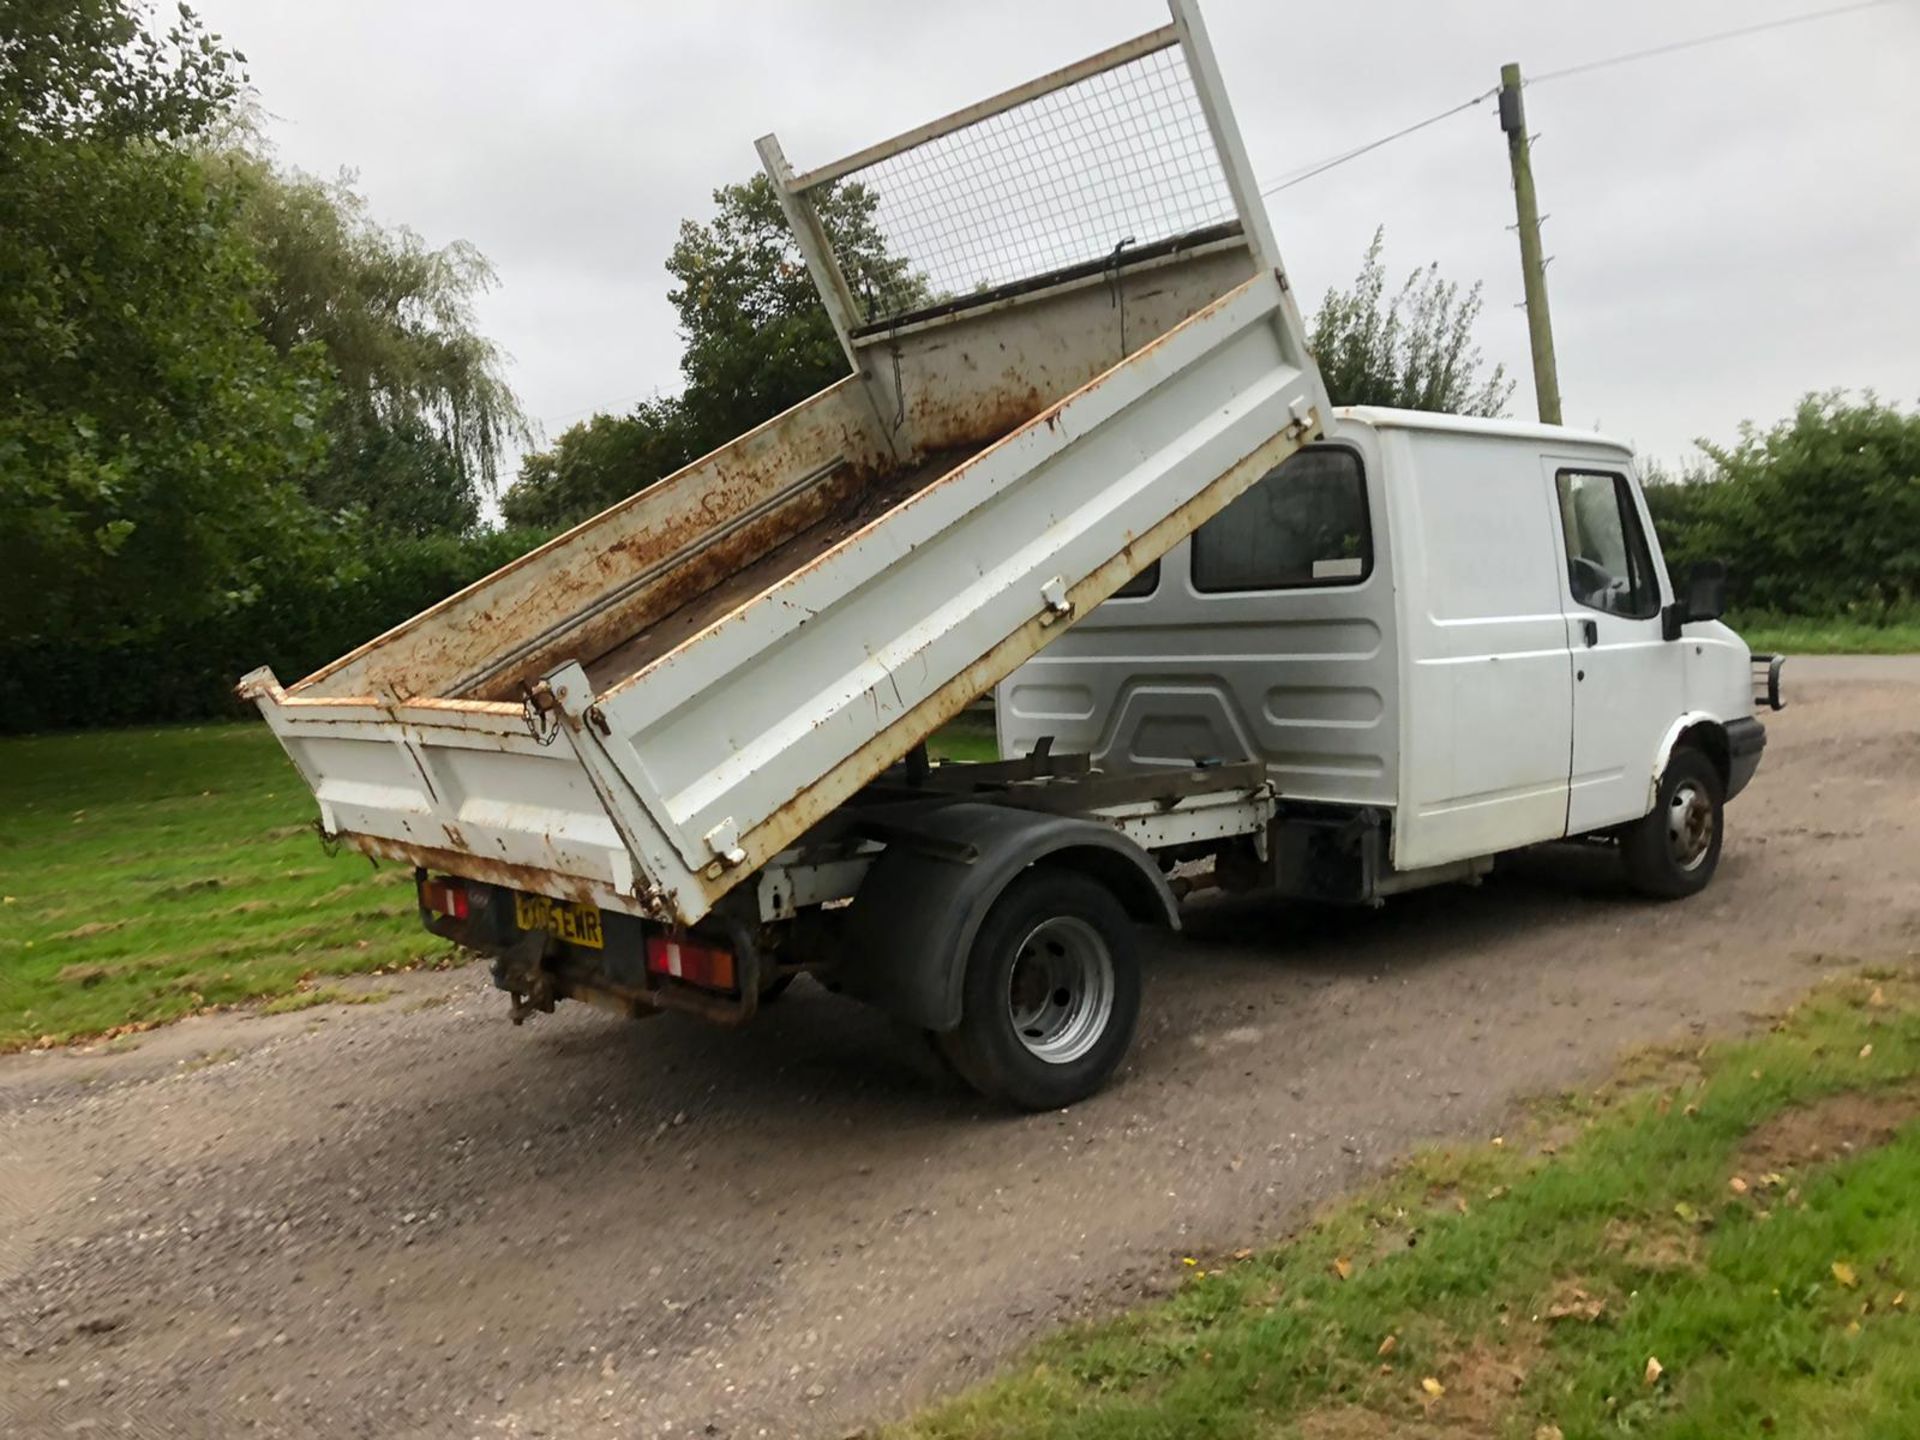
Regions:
[[241, 1, 1780, 1109]]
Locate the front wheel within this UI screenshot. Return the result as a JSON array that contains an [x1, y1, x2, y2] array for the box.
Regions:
[[1621, 747, 1724, 899], [935, 869, 1142, 1110]]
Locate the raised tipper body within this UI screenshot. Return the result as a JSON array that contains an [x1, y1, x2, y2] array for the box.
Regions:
[[240, 0, 1328, 930]]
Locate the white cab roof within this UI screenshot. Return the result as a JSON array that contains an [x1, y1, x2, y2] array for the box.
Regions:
[[1334, 405, 1633, 456]]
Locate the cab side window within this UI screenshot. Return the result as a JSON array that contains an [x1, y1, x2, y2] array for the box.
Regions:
[[1555, 470, 1659, 620], [1191, 446, 1371, 592]]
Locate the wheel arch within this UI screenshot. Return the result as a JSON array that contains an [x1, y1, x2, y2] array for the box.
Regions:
[[832, 803, 1177, 1033], [1651, 711, 1730, 808], [1029, 842, 1180, 929]]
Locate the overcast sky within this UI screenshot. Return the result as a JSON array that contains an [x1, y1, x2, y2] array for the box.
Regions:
[[195, 0, 1920, 473]]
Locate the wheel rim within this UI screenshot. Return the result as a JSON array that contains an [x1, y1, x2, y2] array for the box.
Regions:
[[1666, 781, 1715, 871], [1006, 916, 1115, 1065]]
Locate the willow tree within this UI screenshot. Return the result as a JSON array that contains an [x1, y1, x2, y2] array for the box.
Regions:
[[213, 151, 529, 534]]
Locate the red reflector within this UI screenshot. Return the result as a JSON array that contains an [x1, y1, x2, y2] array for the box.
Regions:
[[645, 933, 736, 991], [421, 878, 469, 919]]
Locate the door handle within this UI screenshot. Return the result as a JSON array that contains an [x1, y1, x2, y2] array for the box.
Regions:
[[1580, 619, 1598, 647]]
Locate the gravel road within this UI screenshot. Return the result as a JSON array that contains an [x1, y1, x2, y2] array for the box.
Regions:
[[3, 661, 1917, 1439]]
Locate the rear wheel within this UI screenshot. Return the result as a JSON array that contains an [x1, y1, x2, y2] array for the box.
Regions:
[[1622, 747, 1724, 899], [936, 869, 1142, 1110]]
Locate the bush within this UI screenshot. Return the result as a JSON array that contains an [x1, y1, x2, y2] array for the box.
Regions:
[[1646, 393, 1920, 620], [0, 525, 548, 733]]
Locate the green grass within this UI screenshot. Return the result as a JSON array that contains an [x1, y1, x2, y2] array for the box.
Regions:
[[0, 723, 449, 1049], [931, 710, 1000, 764], [1730, 612, 1920, 656], [895, 969, 1920, 1440]]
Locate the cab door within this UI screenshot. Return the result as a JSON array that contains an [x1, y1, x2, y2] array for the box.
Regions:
[[1548, 463, 1684, 834]]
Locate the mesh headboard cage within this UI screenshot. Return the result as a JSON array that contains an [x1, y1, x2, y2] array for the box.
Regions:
[[760, 3, 1268, 345]]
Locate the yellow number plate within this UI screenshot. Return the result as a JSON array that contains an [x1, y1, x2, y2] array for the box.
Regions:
[[513, 893, 604, 949]]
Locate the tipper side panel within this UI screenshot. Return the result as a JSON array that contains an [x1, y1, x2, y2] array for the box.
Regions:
[[577, 271, 1322, 926]]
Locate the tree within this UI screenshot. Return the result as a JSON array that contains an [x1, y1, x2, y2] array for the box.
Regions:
[[666, 174, 921, 450], [1649, 394, 1920, 618], [501, 401, 695, 530], [501, 175, 919, 529], [0, 1, 333, 646], [0, 0, 241, 145], [1309, 228, 1513, 417], [213, 152, 527, 535]]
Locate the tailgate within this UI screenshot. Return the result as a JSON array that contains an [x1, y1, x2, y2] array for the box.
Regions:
[[238, 675, 648, 913]]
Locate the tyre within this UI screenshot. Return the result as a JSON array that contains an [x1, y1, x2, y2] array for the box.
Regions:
[[935, 869, 1142, 1110], [1622, 746, 1725, 899]]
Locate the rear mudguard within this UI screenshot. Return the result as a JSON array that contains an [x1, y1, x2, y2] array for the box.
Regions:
[[834, 802, 1178, 1032]]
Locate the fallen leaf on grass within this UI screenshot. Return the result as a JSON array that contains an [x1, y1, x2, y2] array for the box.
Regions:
[[1332, 1257, 1352, 1281], [1644, 1356, 1664, 1386], [1832, 1262, 1859, 1289], [1535, 1427, 1565, 1440], [1377, 1334, 1397, 1357], [1729, 1176, 1749, 1194], [1544, 1288, 1607, 1323], [1421, 1376, 1445, 1398]]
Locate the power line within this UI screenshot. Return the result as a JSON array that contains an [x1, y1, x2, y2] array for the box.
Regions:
[[1255, 0, 1905, 197], [1259, 88, 1497, 197], [1529, 0, 1901, 86]]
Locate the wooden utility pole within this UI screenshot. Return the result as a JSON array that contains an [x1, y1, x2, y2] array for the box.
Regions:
[[1499, 62, 1562, 425]]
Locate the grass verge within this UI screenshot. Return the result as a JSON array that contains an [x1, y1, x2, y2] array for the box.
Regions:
[[1730, 613, 1920, 656], [894, 967, 1920, 1439], [0, 722, 453, 1050]]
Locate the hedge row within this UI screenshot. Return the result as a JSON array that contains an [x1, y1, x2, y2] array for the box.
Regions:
[[0, 528, 547, 734]]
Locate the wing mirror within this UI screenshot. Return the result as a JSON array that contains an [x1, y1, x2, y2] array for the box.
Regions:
[[1663, 560, 1727, 640]]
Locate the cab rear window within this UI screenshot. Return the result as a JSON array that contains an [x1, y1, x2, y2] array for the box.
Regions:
[[1191, 446, 1371, 592]]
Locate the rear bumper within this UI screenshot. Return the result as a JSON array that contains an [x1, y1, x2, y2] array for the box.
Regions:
[[1725, 716, 1767, 801], [418, 874, 766, 1027]]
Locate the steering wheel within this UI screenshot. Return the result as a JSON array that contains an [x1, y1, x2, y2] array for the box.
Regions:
[[1568, 555, 1611, 603]]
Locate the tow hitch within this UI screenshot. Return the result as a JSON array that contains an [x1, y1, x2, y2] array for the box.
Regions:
[[493, 929, 559, 1024]]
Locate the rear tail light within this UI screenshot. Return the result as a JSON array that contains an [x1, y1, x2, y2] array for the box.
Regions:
[[421, 877, 470, 919], [645, 933, 736, 991]]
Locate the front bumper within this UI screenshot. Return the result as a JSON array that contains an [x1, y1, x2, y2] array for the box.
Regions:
[[1725, 716, 1767, 801]]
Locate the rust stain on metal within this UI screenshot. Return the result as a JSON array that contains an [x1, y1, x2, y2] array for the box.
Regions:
[[334, 832, 647, 915], [585, 444, 990, 688], [274, 375, 886, 706]]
